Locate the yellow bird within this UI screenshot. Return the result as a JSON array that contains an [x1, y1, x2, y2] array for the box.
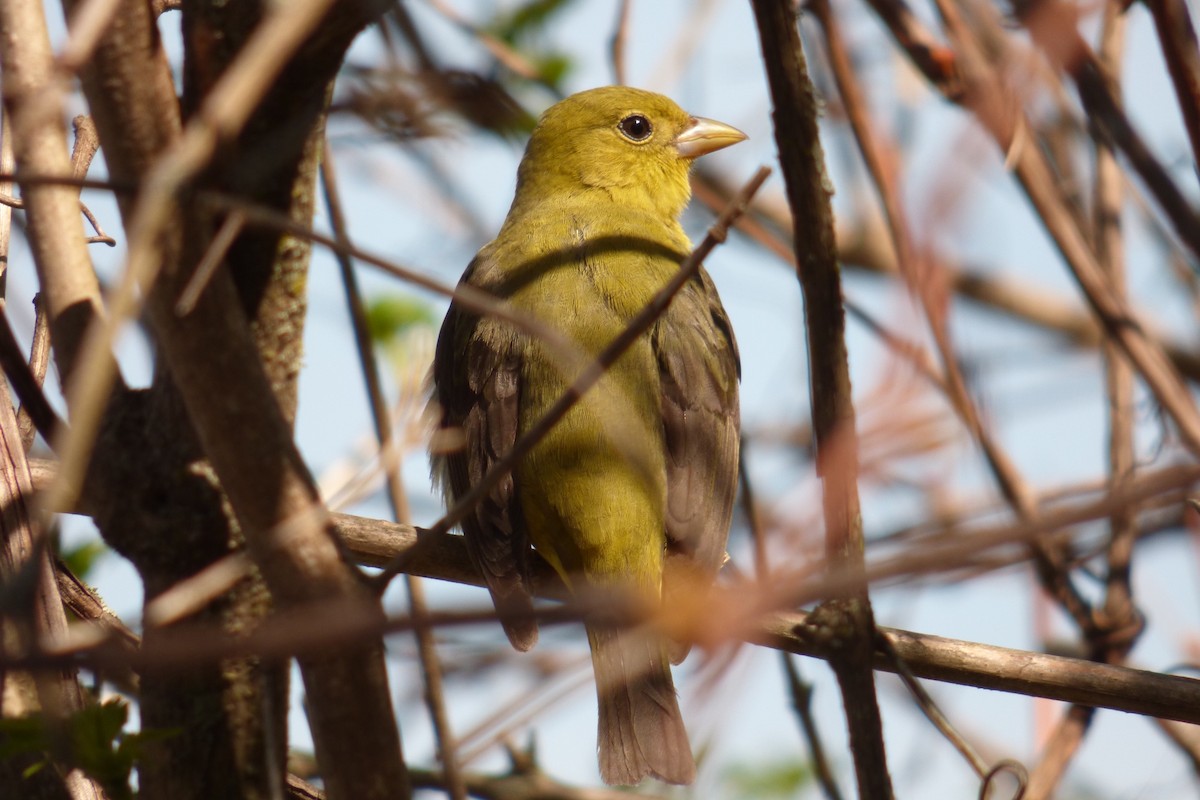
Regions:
[[433, 86, 743, 785]]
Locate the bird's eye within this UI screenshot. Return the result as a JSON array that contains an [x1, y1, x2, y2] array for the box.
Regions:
[[618, 114, 653, 142]]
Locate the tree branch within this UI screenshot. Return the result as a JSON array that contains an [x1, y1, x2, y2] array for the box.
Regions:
[[0, 0, 107, 384], [867, 0, 1200, 455], [749, 2, 892, 796]]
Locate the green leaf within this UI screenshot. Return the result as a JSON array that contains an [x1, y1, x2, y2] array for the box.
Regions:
[[58, 539, 108, 580], [365, 295, 436, 345], [490, 0, 576, 43], [722, 756, 816, 798], [0, 699, 173, 800], [532, 51, 572, 86], [0, 715, 49, 759], [69, 699, 135, 800]]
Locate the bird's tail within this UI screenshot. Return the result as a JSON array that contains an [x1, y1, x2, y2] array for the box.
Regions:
[[587, 625, 696, 786]]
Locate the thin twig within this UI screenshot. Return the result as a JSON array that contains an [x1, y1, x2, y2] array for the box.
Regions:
[[0, 305, 66, 444], [18, 458, 1200, 730], [0, 188, 117, 246], [17, 294, 51, 451], [27, 457, 1157, 624], [1015, 0, 1200, 268], [320, 144, 467, 800], [78, 203, 115, 246], [175, 209, 245, 315], [1025, 5, 1137, 795], [1095, 0, 1138, 661], [743, 442, 844, 800], [781, 653, 846, 800], [609, 0, 632, 86], [20, 454, 1138, 616], [876, 632, 1028, 796], [1143, 0, 1200, 170], [922, 0, 1200, 454], [14, 545, 1200, 730]]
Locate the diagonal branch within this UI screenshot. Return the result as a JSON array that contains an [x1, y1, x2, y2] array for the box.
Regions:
[[0, 0, 108, 385], [858, 0, 1200, 455], [693, 172, 1200, 385], [1015, 0, 1200, 267], [1143, 0, 1200, 170], [811, 0, 1101, 639], [373, 165, 772, 585], [0, 354, 106, 799], [922, 0, 1200, 457]]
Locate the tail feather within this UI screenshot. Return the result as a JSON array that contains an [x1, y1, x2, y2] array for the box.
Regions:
[[493, 587, 538, 652], [588, 626, 696, 786]]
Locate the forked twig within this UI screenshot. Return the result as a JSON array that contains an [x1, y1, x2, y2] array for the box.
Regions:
[[876, 631, 1028, 799]]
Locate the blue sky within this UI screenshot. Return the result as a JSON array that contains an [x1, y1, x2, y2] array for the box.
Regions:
[[20, 0, 1200, 795]]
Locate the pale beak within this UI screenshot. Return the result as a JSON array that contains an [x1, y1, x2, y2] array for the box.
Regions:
[[675, 116, 747, 158]]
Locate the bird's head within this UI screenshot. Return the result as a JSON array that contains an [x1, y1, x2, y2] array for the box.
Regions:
[[513, 86, 746, 222]]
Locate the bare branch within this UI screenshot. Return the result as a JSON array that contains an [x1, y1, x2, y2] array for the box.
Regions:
[[321, 144, 465, 800], [0, 347, 105, 799], [1015, 0, 1200, 266], [0, 0, 107, 382], [0, 306, 65, 446], [929, 0, 1200, 456], [781, 653, 846, 800], [609, 0, 632, 86], [750, 2, 891, 796], [1144, 0, 1200, 170], [16, 295, 51, 451]]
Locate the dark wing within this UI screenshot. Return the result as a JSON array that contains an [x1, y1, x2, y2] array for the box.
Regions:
[[654, 266, 740, 662], [433, 266, 537, 651]]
